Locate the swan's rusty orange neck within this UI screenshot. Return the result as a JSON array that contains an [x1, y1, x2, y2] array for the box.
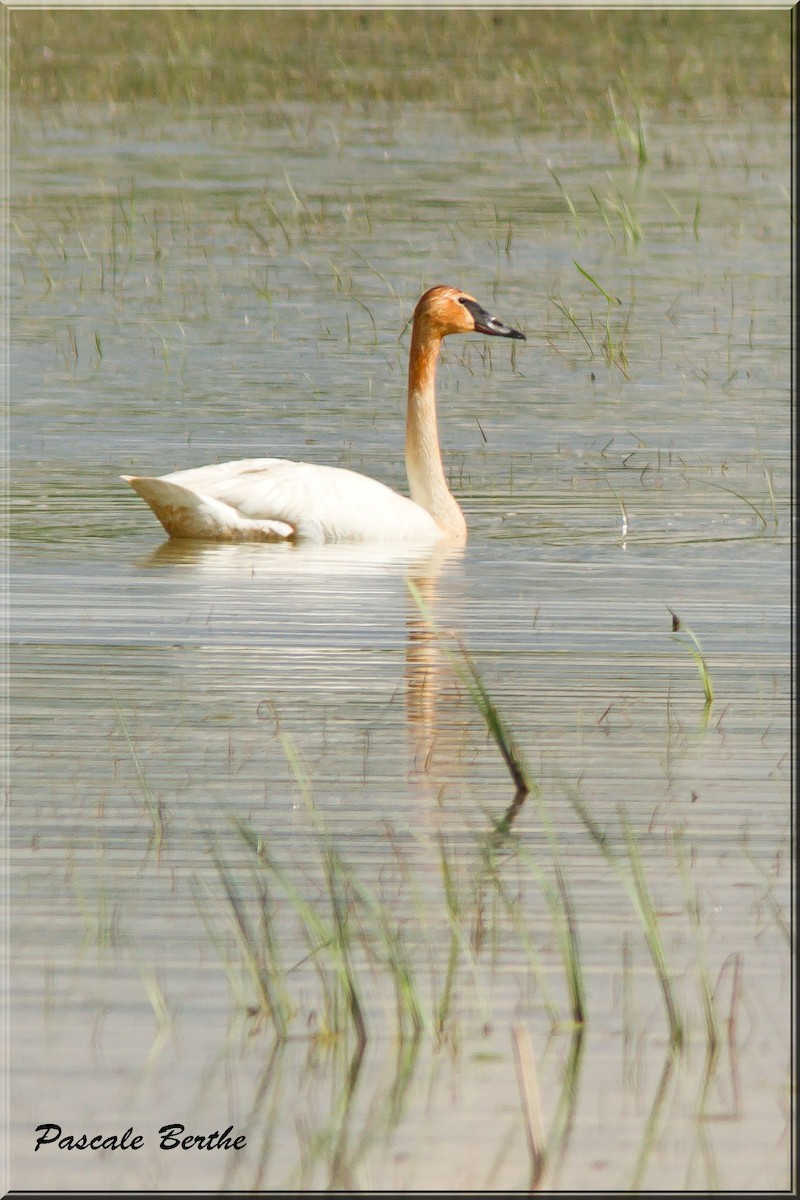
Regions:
[[407, 318, 441, 401], [405, 322, 466, 541]]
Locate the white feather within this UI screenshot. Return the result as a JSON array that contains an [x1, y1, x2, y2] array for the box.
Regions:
[[123, 458, 442, 543]]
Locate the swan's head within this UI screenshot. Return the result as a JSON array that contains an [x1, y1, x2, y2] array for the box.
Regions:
[[414, 285, 526, 341]]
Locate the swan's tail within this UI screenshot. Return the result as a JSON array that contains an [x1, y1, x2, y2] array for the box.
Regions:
[[121, 475, 294, 542]]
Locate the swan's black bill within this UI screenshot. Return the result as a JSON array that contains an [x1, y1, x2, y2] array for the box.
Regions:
[[461, 298, 526, 340]]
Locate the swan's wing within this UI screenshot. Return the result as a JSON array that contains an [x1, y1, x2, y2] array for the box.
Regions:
[[122, 469, 294, 541], [124, 458, 443, 543], [192, 459, 442, 542]]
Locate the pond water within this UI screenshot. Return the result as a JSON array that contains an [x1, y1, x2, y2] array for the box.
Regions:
[[8, 59, 791, 1193]]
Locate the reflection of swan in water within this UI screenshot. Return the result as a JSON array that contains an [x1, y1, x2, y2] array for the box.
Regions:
[[136, 538, 525, 827], [138, 537, 461, 782], [123, 285, 524, 545], [404, 566, 450, 782], [136, 537, 461, 579], [405, 558, 529, 833]]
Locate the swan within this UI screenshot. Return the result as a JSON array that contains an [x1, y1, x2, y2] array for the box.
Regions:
[[122, 284, 525, 544]]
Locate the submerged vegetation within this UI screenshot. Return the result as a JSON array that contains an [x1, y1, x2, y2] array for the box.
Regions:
[[183, 635, 776, 1186], [668, 607, 715, 710], [196, 637, 738, 1066]]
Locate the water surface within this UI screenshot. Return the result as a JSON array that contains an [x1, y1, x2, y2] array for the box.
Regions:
[[8, 26, 792, 1190]]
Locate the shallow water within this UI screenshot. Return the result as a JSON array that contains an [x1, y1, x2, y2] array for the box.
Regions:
[[8, 62, 792, 1193]]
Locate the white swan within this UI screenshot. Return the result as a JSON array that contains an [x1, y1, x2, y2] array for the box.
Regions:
[[122, 284, 525, 544]]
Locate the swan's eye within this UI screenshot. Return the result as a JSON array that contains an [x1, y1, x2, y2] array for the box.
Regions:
[[458, 297, 469, 305]]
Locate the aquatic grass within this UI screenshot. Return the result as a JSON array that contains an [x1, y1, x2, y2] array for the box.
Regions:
[[608, 87, 649, 166], [605, 477, 630, 538], [323, 1040, 370, 1191], [513, 1022, 588, 1191], [515, 1017, 585, 1185], [206, 837, 292, 1035], [620, 932, 635, 1077], [288, 1035, 368, 1190], [768, 898, 790, 947], [512, 1021, 547, 1188], [687, 1076, 723, 1191], [357, 888, 428, 1039], [230, 820, 359, 1043], [629, 1050, 678, 1189], [662, 191, 702, 241], [219, 1038, 285, 1190], [668, 608, 714, 709], [472, 849, 562, 1027], [406, 578, 587, 1031], [588, 186, 643, 246], [432, 806, 493, 1045], [111, 698, 167, 857], [406, 578, 531, 803], [690, 474, 770, 533], [232, 212, 277, 256], [10, 218, 55, 291], [280, 739, 368, 1053], [501, 787, 587, 1029], [739, 824, 790, 950], [190, 870, 265, 1016], [547, 862, 586, 1028], [693, 197, 702, 241], [67, 851, 124, 952], [755, 449, 780, 532], [264, 841, 367, 1046], [322, 846, 368, 1050], [114, 180, 138, 255], [202, 731, 579, 1054], [550, 263, 632, 376], [588, 185, 616, 240], [261, 1034, 422, 1191], [672, 832, 720, 1057], [610, 193, 643, 246], [568, 790, 685, 1050], [574, 259, 631, 374], [234, 738, 444, 1048], [214, 809, 501, 1169], [620, 812, 685, 1050], [11, 4, 791, 1187], [542, 1024, 586, 1186], [384, 824, 449, 1034], [549, 295, 594, 357], [12, 9, 790, 111], [573, 260, 620, 308], [140, 965, 173, 1038], [335, 1035, 442, 1190], [717, 952, 744, 1116], [476, 768, 587, 1032], [434, 826, 463, 1043], [547, 162, 581, 236]]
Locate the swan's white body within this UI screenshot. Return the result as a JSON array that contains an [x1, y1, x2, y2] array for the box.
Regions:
[[123, 285, 524, 544], [124, 458, 443, 544]]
